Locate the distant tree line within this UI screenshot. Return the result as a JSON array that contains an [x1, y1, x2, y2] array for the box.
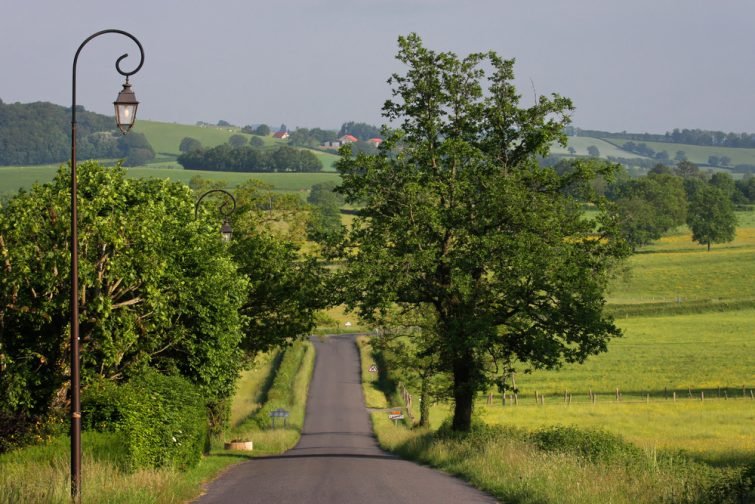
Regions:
[[599, 161, 753, 251], [177, 143, 322, 172], [0, 99, 155, 166]]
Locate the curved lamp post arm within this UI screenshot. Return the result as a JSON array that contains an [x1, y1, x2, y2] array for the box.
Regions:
[[70, 29, 144, 501], [195, 189, 237, 241]]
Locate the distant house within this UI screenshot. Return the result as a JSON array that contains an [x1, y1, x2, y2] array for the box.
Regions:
[[272, 130, 289, 140], [366, 137, 383, 148], [322, 140, 342, 148], [339, 134, 358, 144]]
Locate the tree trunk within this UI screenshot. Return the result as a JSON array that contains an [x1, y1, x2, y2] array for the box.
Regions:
[[418, 373, 430, 428], [451, 355, 475, 432], [707, 241, 711, 252]]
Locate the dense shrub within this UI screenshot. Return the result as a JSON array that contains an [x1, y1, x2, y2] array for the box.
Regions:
[[530, 425, 645, 465], [82, 370, 208, 471]]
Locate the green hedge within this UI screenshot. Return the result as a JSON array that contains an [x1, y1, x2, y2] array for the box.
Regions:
[[81, 370, 207, 471]]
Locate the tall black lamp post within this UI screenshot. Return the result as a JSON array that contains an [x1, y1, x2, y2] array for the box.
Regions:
[[70, 29, 144, 500], [195, 189, 237, 241]]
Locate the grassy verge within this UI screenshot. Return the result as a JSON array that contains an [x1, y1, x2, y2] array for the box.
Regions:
[[0, 340, 315, 503], [221, 340, 314, 455]]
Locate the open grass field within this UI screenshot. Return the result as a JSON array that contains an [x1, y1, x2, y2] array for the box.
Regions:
[[550, 136, 645, 158], [475, 400, 755, 465], [0, 164, 342, 198], [132, 120, 273, 156], [608, 226, 755, 306], [552, 134, 755, 171], [601, 137, 755, 168]]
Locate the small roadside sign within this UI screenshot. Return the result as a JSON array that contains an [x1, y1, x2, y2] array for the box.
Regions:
[[388, 411, 404, 420], [368, 364, 378, 373], [269, 408, 290, 428]]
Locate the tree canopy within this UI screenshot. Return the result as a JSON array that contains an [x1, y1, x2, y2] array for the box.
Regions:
[[0, 162, 247, 440], [0, 100, 155, 166], [334, 34, 629, 432]]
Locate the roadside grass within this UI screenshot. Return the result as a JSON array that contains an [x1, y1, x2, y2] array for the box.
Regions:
[[370, 414, 752, 504], [0, 340, 315, 503], [228, 351, 281, 428], [222, 340, 315, 455], [313, 305, 368, 335], [356, 336, 390, 409]]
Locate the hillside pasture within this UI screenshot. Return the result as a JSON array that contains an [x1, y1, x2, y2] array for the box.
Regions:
[[550, 136, 645, 159], [608, 225, 755, 307], [601, 138, 755, 168], [132, 120, 256, 156]]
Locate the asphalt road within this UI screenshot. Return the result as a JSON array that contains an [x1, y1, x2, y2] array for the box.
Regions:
[[195, 334, 497, 504]]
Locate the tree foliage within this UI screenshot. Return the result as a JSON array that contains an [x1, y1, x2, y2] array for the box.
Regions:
[[177, 144, 322, 172], [306, 181, 345, 241], [0, 162, 247, 442], [686, 182, 736, 251], [0, 100, 155, 166], [334, 34, 629, 431], [338, 121, 381, 141], [179, 137, 202, 153], [611, 173, 687, 250]]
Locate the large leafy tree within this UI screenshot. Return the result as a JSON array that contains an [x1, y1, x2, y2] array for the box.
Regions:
[[227, 180, 329, 354], [686, 182, 736, 251], [0, 162, 247, 442], [612, 173, 687, 250], [335, 34, 629, 431]]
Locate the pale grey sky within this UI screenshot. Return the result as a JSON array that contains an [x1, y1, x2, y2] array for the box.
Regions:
[[2, 0, 755, 133]]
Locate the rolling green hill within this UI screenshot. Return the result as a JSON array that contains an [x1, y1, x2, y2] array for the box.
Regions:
[[133, 120, 340, 171]]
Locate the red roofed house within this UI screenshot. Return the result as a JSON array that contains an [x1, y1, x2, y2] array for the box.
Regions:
[[366, 138, 383, 147], [272, 130, 289, 140], [339, 134, 358, 144]]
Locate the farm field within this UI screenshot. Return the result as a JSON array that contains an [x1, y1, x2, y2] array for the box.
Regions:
[[550, 136, 644, 158], [551, 134, 755, 171], [608, 226, 755, 306], [0, 164, 342, 198], [601, 137, 755, 168], [133, 120, 340, 171]]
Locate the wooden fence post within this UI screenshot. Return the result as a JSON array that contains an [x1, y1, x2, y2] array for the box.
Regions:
[[673, 391, 676, 402]]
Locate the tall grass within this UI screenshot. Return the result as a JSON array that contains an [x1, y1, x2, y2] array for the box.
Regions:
[[371, 416, 753, 504]]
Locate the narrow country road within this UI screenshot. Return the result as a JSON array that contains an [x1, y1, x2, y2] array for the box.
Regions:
[[195, 334, 497, 504]]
